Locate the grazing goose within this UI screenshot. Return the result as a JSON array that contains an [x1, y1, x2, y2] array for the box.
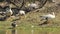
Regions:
[[5, 6, 13, 17], [40, 12, 55, 21]]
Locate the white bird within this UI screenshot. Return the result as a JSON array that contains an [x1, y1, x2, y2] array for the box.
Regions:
[[28, 3, 39, 9], [40, 12, 55, 20], [19, 10, 25, 15]]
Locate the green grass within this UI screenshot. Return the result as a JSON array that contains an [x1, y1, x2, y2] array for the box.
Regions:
[[0, 27, 60, 34], [0, 10, 60, 34]]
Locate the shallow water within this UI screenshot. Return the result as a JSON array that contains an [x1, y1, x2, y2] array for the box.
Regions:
[[0, 28, 60, 34]]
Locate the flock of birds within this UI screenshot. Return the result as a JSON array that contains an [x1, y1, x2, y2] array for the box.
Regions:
[[0, 2, 40, 20], [0, 2, 56, 28]]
